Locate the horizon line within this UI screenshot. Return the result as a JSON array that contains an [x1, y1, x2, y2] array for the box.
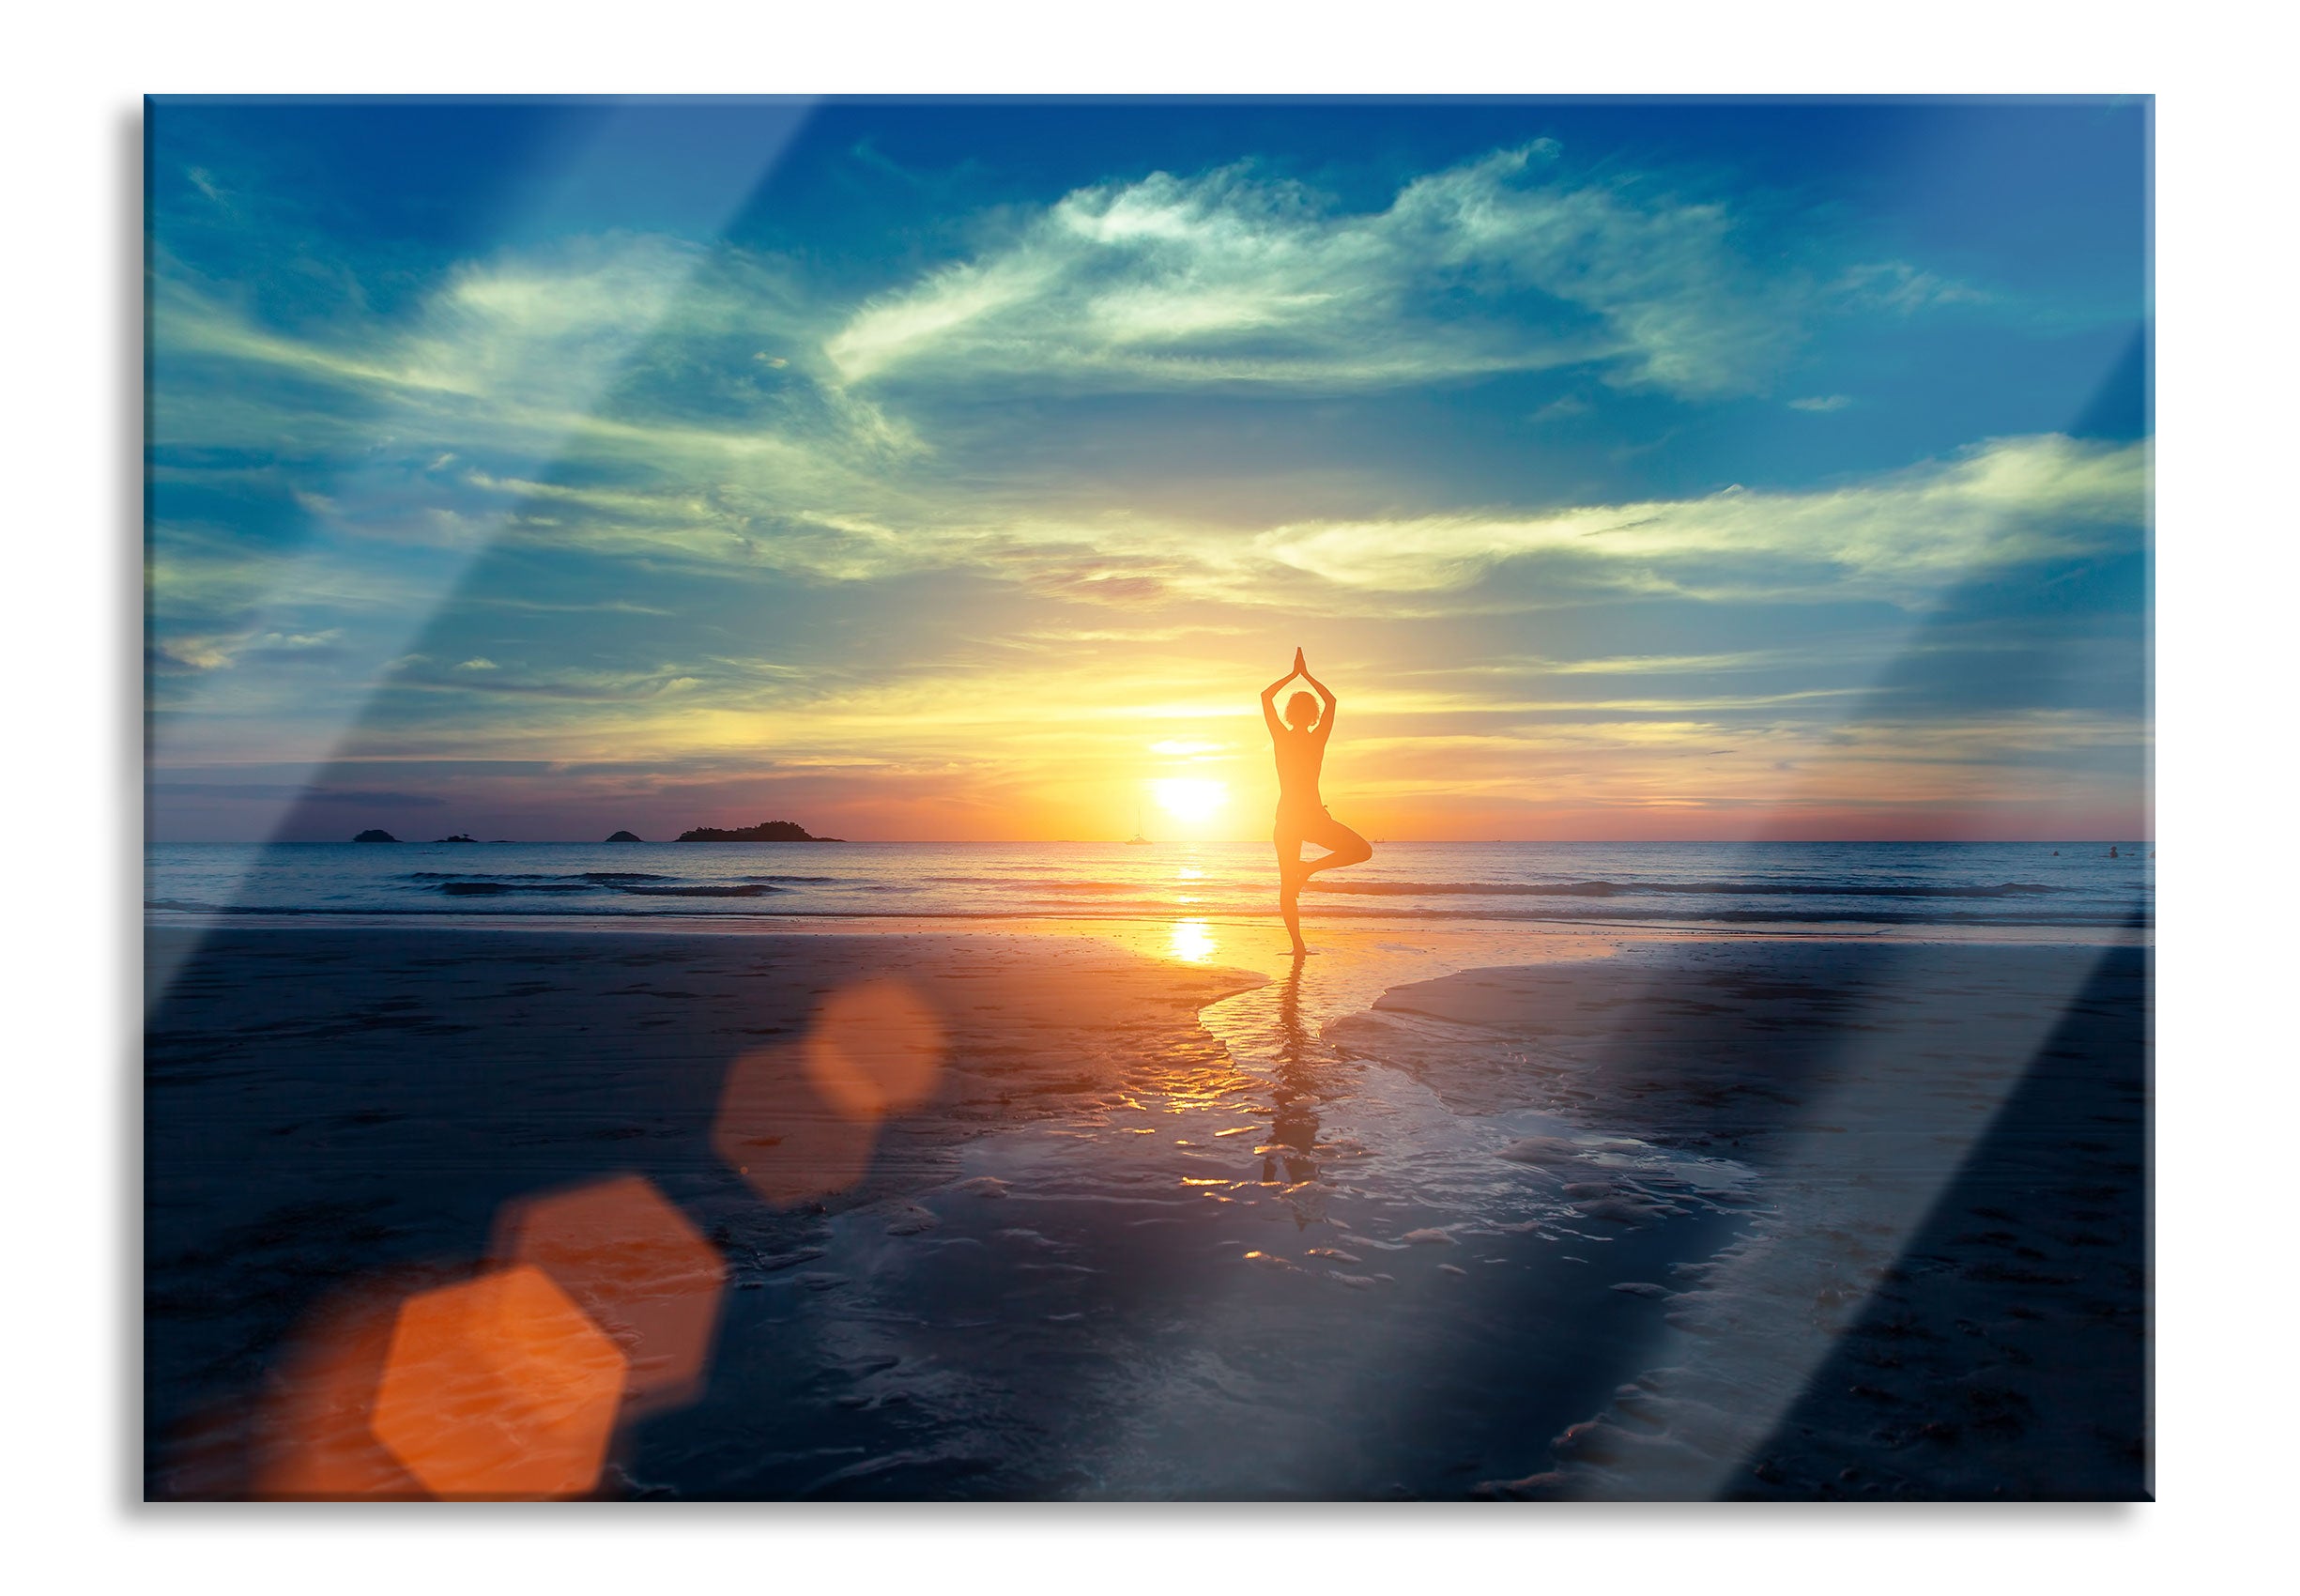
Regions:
[[161, 836, 2159, 847]]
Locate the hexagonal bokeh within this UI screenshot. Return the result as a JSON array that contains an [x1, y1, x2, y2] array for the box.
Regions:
[[802, 976, 946, 1120], [250, 1281, 430, 1500], [713, 1039, 882, 1207], [713, 975, 951, 1206], [371, 1264, 627, 1500], [493, 1174, 726, 1413]]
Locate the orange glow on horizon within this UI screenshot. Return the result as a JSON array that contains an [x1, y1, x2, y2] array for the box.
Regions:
[[191, 652, 2148, 845]]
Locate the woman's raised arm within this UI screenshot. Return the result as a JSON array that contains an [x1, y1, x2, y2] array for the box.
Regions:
[[1261, 661, 1295, 737], [1298, 655, 1338, 740]]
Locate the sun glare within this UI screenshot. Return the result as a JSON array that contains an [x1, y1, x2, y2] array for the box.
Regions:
[[1168, 920, 1216, 963], [1151, 778, 1229, 824]]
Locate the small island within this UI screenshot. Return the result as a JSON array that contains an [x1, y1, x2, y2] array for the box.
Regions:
[[352, 829, 398, 843], [605, 830, 644, 843], [434, 834, 478, 844], [676, 820, 843, 842]]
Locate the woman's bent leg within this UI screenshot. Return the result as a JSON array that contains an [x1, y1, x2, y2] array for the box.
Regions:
[[1297, 811, 1372, 879]]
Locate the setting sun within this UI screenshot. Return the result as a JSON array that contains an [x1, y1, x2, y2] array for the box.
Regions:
[[1151, 778, 1229, 824]]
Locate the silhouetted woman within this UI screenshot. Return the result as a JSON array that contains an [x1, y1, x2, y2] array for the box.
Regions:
[[1261, 648, 1372, 957]]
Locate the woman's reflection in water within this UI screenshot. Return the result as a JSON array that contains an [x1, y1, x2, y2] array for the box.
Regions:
[[1262, 957, 1324, 1207]]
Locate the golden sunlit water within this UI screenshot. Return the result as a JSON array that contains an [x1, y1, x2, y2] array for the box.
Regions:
[[1167, 918, 1218, 963]]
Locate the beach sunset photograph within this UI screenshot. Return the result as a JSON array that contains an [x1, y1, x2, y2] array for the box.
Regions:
[[140, 93, 2152, 1503]]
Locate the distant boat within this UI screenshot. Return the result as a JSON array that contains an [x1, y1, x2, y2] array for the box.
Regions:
[[1126, 801, 1152, 845]]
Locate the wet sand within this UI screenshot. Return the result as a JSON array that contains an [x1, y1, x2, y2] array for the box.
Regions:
[[1334, 939, 2150, 1498], [146, 924, 1260, 1498], [145, 919, 2147, 1500]]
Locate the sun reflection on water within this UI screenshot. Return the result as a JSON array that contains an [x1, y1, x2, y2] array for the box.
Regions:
[[1168, 919, 1217, 963]]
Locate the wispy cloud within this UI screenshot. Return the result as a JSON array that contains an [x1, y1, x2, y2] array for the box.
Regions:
[[149, 782, 448, 808], [151, 237, 912, 469], [410, 429, 2142, 623], [1250, 435, 2147, 605], [828, 145, 1823, 398], [1834, 261, 1990, 314]]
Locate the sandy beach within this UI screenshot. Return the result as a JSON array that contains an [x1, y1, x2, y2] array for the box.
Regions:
[[146, 918, 2147, 1501]]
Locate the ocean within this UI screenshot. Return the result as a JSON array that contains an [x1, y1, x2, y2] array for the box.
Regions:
[[146, 838, 2153, 930]]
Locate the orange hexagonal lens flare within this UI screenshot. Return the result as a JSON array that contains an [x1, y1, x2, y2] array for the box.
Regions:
[[803, 976, 946, 1120], [494, 1174, 726, 1414], [371, 1264, 627, 1500], [713, 1040, 882, 1208], [250, 1281, 431, 1500], [713, 977, 948, 1208]]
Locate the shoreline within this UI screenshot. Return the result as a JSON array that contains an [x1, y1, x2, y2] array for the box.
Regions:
[[144, 908, 2154, 942], [145, 909, 2153, 931], [143, 838, 2156, 946]]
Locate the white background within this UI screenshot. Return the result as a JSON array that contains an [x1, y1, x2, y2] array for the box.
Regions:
[[3, 3, 2280, 1588]]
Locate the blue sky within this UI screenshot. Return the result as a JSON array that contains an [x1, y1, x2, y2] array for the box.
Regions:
[[146, 97, 2149, 841]]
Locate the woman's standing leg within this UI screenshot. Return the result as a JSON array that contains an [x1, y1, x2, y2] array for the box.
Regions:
[[1275, 827, 1309, 956]]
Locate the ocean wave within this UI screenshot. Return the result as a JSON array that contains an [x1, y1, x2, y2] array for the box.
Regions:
[[422, 879, 783, 898], [1304, 880, 1626, 897], [924, 869, 1077, 882], [741, 875, 839, 883], [405, 870, 676, 883], [146, 899, 2152, 929], [1305, 879, 2066, 899]]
